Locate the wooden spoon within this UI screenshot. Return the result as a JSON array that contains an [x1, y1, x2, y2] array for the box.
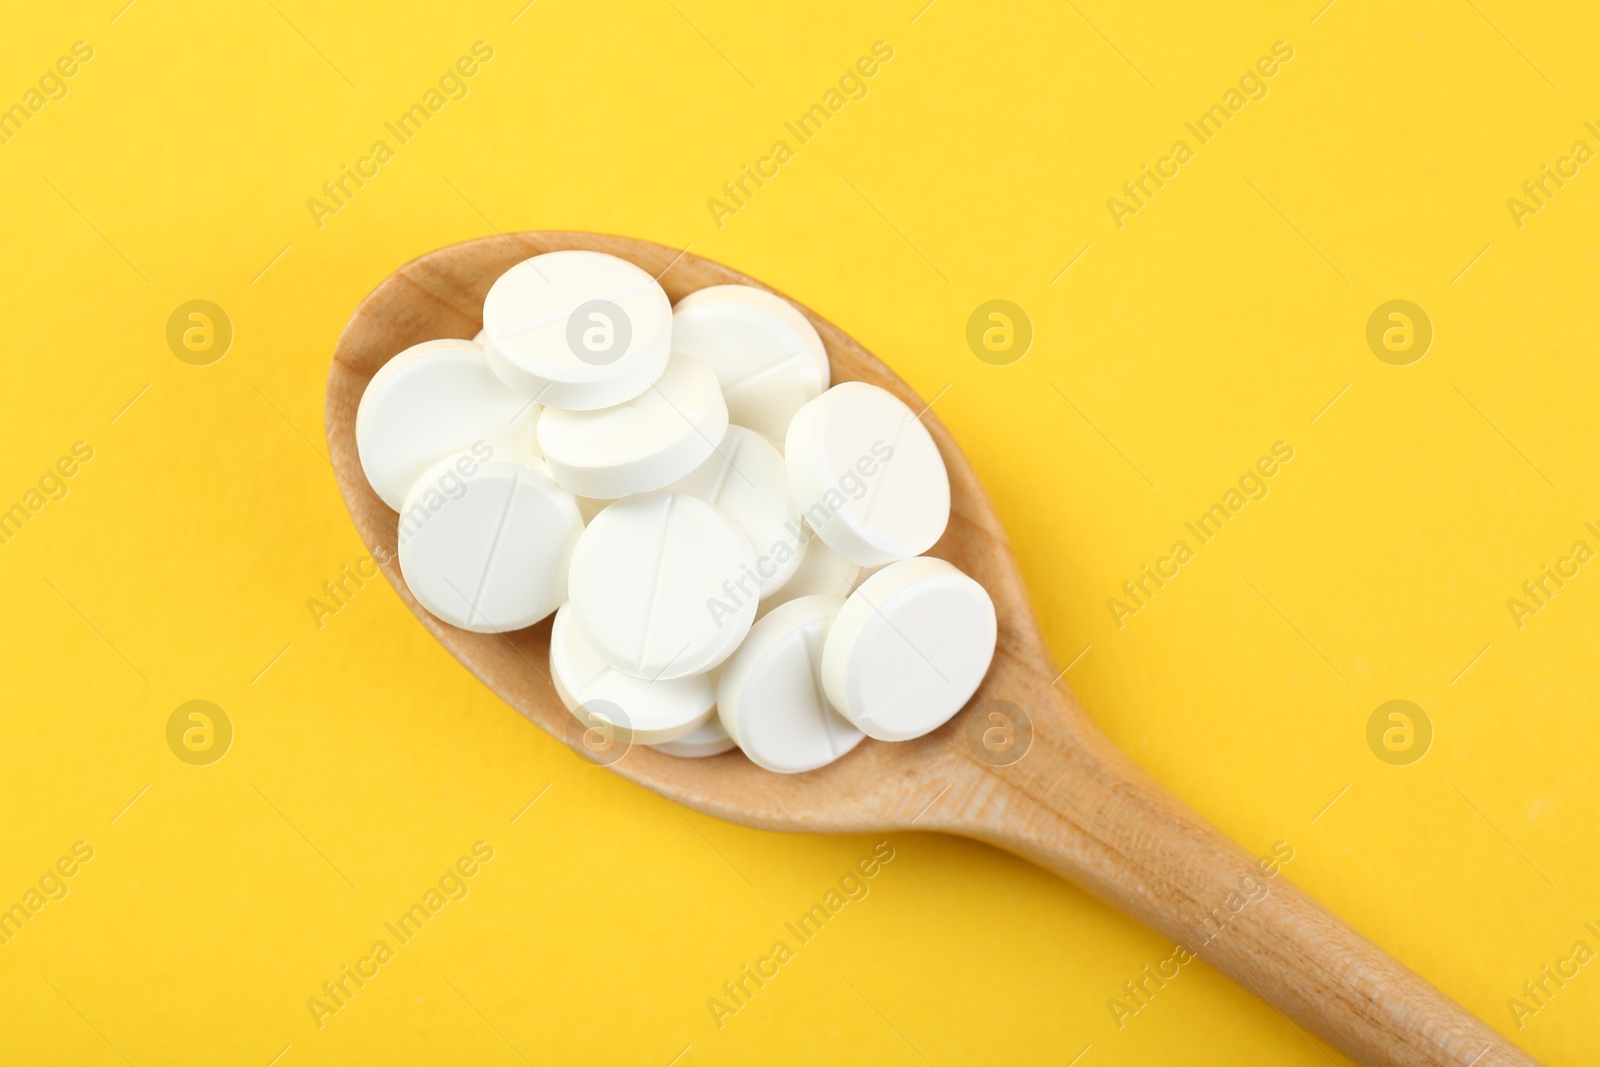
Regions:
[[326, 231, 1536, 1067]]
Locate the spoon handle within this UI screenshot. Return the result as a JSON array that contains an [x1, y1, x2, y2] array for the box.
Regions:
[[943, 689, 1536, 1067]]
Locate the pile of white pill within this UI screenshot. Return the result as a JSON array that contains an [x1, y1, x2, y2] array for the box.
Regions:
[[356, 250, 998, 773]]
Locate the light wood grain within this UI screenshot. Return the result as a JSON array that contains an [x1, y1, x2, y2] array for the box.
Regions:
[[326, 232, 1538, 1067]]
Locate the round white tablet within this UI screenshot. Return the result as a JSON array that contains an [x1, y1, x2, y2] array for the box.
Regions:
[[757, 532, 861, 618], [785, 383, 950, 568], [821, 556, 996, 742], [669, 425, 803, 597], [537, 353, 729, 499], [718, 595, 864, 774], [482, 250, 672, 410], [356, 339, 541, 511], [568, 492, 757, 680], [398, 453, 582, 633], [650, 715, 737, 758], [672, 285, 829, 442], [549, 605, 714, 744]]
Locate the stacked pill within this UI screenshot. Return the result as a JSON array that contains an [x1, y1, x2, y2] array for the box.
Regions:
[[356, 250, 997, 773]]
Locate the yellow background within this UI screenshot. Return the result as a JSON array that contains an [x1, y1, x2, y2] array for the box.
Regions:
[[2, 0, 1596, 1063]]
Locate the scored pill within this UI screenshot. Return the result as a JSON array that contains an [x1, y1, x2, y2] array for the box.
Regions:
[[397, 453, 582, 633], [717, 595, 864, 774], [567, 492, 758, 681]]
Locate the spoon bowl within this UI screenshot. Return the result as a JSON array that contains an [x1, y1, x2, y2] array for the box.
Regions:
[[327, 231, 1536, 1067]]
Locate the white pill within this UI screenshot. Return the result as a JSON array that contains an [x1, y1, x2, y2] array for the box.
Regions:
[[757, 531, 861, 618], [398, 453, 582, 632], [668, 425, 803, 598], [356, 339, 540, 511], [650, 715, 737, 758], [568, 492, 757, 680], [482, 251, 672, 410], [672, 285, 829, 441], [472, 327, 486, 344], [537, 353, 728, 499], [549, 604, 714, 744], [821, 557, 997, 742], [785, 383, 950, 568], [717, 595, 864, 774]]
